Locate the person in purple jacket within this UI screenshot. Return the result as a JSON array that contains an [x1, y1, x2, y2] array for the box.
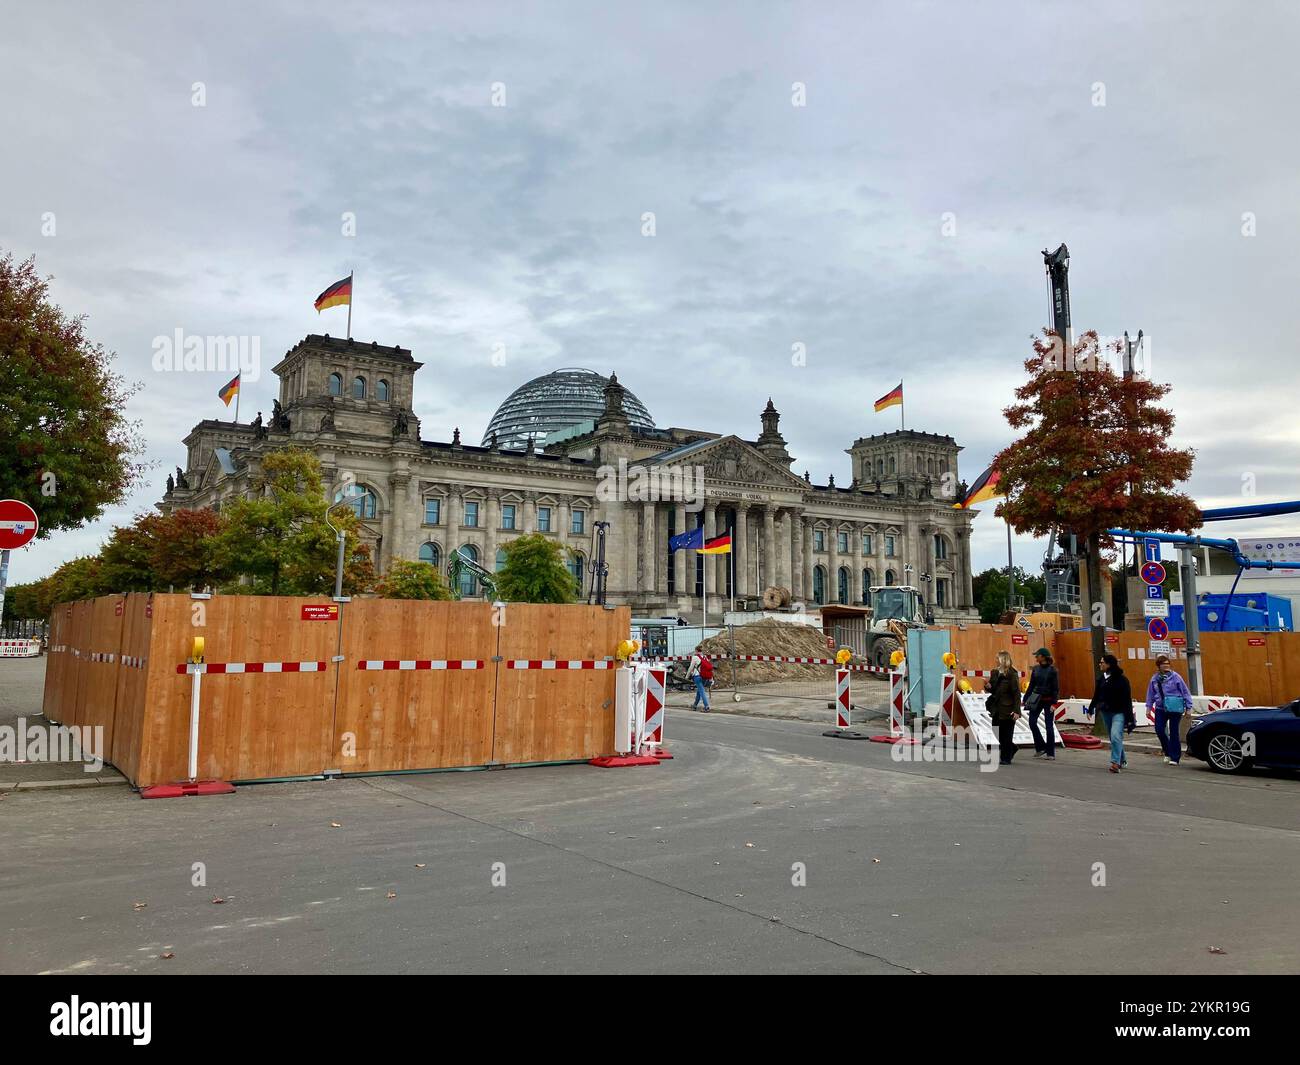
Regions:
[[1146, 654, 1193, 765]]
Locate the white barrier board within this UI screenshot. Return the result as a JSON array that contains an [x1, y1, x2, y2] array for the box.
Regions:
[[955, 692, 1062, 748]]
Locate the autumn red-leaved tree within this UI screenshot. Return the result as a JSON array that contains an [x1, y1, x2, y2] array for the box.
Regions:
[[994, 331, 1200, 670]]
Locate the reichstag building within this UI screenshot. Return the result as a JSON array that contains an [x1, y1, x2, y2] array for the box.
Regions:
[[164, 334, 979, 621]]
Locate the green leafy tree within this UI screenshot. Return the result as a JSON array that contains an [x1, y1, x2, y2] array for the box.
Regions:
[[375, 559, 454, 600], [148, 508, 228, 591], [47, 556, 104, 604], [0, 252, 145, 535], [97, 518, 158, 593], [972, 566, 1047, 623], [211, 448, 373, 595], [995, 330, 1199, 670], [495, 533, 577, 603]]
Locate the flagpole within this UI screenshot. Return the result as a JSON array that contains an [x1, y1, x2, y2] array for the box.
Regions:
[[702, 532, 708, 639], [730, 530, 735, 615], [234, 383, 240, 425], [900, 379, 905, 431], [346, 269, 354, 340]]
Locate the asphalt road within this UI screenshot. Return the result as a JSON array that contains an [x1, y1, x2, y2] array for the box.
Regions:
[[2, 674, 1297, 974]]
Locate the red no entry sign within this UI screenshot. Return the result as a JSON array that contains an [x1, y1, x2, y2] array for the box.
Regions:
[[1140, 560, 1166, 586], [0, 500, 38, 550]]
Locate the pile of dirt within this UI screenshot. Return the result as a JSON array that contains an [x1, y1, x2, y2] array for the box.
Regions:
[[694, 618, 862, 684]]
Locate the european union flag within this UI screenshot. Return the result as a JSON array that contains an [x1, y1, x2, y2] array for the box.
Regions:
[[669, 526, 704, 551]]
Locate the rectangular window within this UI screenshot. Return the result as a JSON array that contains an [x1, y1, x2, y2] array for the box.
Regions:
[[837, 532, 848, 554], [537, 506, 552, 532], [813, 530, 825, 552], [571, 509, 585, 535], [463, 501, 479, 527], [885, 535, 896, 557], [424, 498, 440, 525], [862, 534, 873, 555], [501, 504, 515, 530]]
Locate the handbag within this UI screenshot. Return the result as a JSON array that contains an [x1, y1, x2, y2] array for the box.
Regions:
[[1164, 695, 1186, 714]]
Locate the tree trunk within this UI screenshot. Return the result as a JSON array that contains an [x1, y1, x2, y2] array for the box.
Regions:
[[1086, 531, 1107, 737]]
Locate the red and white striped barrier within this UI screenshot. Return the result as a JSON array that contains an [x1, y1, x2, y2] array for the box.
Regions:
[[644, 667, 669, 755], [0, 638, 41, 657], [835, 669, 851, 729], [889, 669, 907, 736], [358, 659, 483, 670], [506, 659, 615, 670], [89, 652, 116, 663], [175, 661, 327, 675], [939, 672, 956, 736], [961, 669, 1027, 679], [121, 655, 148, 670], [731, 653, 842, 665]]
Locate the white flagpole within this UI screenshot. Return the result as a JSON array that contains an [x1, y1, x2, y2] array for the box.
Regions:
[[702, 533, 708, 639], [730, 530, 735, 615], [900, 379, 905, 431], [234, 379, 240, 425], [346, 269, 354, 340]]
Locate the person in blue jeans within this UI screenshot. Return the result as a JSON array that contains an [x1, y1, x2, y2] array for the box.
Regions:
[[688, 653, 713, 712], [1025, 647, 1060, 760], [1145, 654, 1192, 765], [1088, 653, 1135, 773]]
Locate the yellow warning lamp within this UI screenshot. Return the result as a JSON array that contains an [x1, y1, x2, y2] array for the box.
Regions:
[[835, 647, 852, 666], [190, 636, 205, 664], [942, 651, 957, 669], [889, 649, 905, 668]]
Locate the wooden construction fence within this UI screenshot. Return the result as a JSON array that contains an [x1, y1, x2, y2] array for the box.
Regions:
[[936, 624, 1300, 705], [41, 594, 629, 787]]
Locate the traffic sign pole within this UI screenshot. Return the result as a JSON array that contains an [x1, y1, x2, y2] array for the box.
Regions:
[[0, 500, 40, 634]]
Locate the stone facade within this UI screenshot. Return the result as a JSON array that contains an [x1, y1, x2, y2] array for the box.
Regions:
[[163, 334, 978, 620]]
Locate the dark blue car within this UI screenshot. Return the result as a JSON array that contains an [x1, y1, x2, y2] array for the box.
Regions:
[[1186, 698, 1300, 773]]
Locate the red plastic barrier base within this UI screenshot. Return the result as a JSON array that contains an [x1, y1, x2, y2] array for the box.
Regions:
[[869, 735, 919, 745], [1061, 733, 1103, 749], [589, 754, 660, 768], [650, 748, 674, 759], [139, 779, 236, 799]]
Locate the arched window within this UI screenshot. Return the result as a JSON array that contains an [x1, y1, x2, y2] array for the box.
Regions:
[[495, 547, 508, 572], [812, 566, 826, 605], [328, 372, 342, 397], [862, 569, 873, 603], [885, 569, 896, 586], [934, 534, 949, 560], [334, 485, 377, 520], [377, 379, 390, 402], [876, 458, 884, 478], [352, 376, 366, 399], [457, 545, 479, 598], [837, 567, 850, 605], [569, 552, 585, 594], [888, 456, 896, 475], [419, 542, 440, 567]]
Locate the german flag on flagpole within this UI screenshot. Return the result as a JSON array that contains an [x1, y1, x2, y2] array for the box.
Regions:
[[218, 372, 241, 423], [700, 532, 732, 555], [314, 273, 353, 313], [873, 381, 903, 413], [954, 464, 1004, 509]]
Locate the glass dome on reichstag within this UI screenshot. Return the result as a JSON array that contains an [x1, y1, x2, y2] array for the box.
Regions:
[[481, 367, 656, 451]]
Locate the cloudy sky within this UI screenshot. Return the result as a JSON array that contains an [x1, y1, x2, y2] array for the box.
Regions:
[[3, 1, 1298, 585]]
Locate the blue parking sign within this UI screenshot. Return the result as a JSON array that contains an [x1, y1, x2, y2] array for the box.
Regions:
[[1146, 584, 1162, 599]]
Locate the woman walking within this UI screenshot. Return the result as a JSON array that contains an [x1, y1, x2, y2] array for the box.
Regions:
[[983, 651, 1022, 766], [1025, 647, 1060, 760], [1145, 654, 1192, 765], [1088, 652, 1135, 773]]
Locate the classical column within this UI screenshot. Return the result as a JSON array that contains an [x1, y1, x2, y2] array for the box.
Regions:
[[790, 513, 803, 600], [387, 473, 410, 571], [445, 490, 460, 544], [734, 503, 750, 599], [762, 505, 777, 591], [673, 504, 688, 602], [925, 525, 937, 614], [523, 492, 537, 533], [959, 529, 974, 608], [850, 523, 863, 605], [484, 492, 499, 577], [704, 501, 718, 608], [642, 501, 656, 593], [803, 521, 814, 602], [777, 510, 791, 591], [828, 523, 841, 604], [656, 505, 669, 596]]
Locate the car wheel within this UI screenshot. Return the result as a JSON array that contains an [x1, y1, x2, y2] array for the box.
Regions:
[[1205, 730, 1252, 774]]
